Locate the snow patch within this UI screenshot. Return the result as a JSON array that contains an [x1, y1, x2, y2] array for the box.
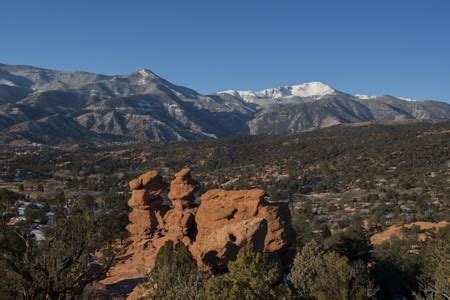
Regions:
[[399, 97, 417, 102], [138, 69, 152, 78], [0, 79, 17, 86], [355, 94, 377, 99]]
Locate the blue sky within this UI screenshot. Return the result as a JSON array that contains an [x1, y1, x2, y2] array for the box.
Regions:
[[1, 0, 449, 102]]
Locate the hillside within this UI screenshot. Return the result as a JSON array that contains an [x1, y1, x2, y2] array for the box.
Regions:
[[1, 120, 449, 299], [2, 120, 448, 224]]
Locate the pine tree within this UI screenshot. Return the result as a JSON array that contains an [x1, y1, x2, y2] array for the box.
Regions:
[[289, 240, 377, 299], [205, 251, 288, 300]]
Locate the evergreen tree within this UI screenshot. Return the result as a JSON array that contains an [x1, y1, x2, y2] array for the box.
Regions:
[[289, 240, 377, 299], [205, 251, 288, 300], [415, 227, 450, 299], [139, 240, 207, 299], [0, 198, 117, 299], [325, 222, 373, 263]]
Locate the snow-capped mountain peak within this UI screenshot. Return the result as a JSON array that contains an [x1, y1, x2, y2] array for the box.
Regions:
[[125, 68, 161, 85], [218, 81, 340, 102], [137, 69, 154, 78], [290, 82, 337, 97]]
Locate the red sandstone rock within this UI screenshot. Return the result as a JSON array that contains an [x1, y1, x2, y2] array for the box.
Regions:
[[195, 189, 265, 245], [198, 218, 267, 268], [193, 188, 292, 268], [162, 208, 197, 241], [128, 170, 162, 191], [128, 209, 153, 227], [258, 203, 292, 252], [139, 170, 160, 188], [168, 168, 199, 209], [125, 223, 147, 236], [126, 170, 168, 239], [127, 189, 165, 209], [128, 178, 143, 190]]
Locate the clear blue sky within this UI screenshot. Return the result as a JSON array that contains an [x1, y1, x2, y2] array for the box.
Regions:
[[1, 0, 449, 102]]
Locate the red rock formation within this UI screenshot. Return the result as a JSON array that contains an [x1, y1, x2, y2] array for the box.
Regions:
[[102, 169, 293, 295], [167, 168, 198, 210], [370, 220, 449, 245], [102, 171, 169, 288], [162, 168, 199, 242], [126, 170, 168, 235]]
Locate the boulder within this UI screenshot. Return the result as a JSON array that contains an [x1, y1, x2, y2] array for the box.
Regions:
[[127, 189, 165, 209], [195, 189, 264, 244], [128, 178, 143, 190], [128, 170, 164, 191], [168, 168, 199, 210], [139, 170, 159, 187], [163, 208, 197, 239], [194, 188, 292, 268], [199, 218, 267, 268]]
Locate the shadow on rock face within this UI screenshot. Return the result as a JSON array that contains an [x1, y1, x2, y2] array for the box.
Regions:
[[200, 218, 269, 270]]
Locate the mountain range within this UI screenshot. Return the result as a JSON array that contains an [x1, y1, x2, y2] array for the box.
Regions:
[[0, 63, 449, 145]]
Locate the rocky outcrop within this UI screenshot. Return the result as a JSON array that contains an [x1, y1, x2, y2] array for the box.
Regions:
[[101, 171, 169, 288], [102, 169, 293, 295], [126, 170, 167, 236], [370, 221, 449, 245]]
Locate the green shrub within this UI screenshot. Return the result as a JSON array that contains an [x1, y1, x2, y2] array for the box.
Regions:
[[289, 240, 377, 299], [205, 251, 288, 299], [140, 240, 207, 299]]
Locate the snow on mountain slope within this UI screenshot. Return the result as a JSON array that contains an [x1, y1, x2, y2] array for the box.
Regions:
[[354, 94, 377, 100], [398, 97, 417, 102], [355, 94, 418, 102]]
